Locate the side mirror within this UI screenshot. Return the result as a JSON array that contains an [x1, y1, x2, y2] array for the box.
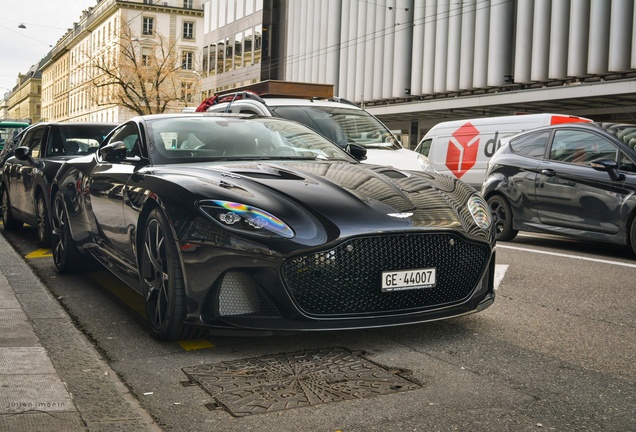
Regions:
[[346, 143, 367, 161], [100, 141, 129, 162], [590, 159, 625, 182], [14, 146, 31, 161]]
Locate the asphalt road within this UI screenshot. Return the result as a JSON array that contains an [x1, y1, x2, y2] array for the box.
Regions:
[[3, 226, 635, 432]]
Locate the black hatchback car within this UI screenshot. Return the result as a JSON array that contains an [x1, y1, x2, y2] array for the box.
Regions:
[[481, 122, 636, 255], [1, 122, 115, 246]]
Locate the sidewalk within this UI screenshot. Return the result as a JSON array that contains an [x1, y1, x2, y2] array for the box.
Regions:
[[0, 233, 161, 432]]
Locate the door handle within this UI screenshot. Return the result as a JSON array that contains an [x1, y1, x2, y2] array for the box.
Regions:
[[541, 169, 556, 176]]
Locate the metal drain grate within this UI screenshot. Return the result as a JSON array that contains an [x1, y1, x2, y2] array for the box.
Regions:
[[182, 347, 421, 417]]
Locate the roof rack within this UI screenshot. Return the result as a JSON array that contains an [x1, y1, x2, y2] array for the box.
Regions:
[[216, 80, 334, 99]]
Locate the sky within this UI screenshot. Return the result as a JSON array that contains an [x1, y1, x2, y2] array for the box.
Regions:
[[0, 0, 98, 97]]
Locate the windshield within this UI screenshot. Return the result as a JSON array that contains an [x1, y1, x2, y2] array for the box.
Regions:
[[270, 105, 401, 150], [146, 116, 356, 165]]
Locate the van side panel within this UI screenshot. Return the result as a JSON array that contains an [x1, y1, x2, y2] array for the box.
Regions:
[[423, 114, 592, 187]]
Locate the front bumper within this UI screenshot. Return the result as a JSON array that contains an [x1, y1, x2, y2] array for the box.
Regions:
[[181, 231, 496, 332]]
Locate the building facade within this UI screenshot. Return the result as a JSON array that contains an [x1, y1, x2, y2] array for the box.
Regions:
[[200, 0, 636, 148], [40, 0, 204, 123], [7, 67, 43, 124]]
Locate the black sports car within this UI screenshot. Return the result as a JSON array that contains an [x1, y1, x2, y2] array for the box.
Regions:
[[482, 122, 636, 254], [51, 113, 496, 340]]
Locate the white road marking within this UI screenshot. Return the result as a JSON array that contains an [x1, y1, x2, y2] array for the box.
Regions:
[[494, 264, 508, 290], [498, 244, 636, 268]]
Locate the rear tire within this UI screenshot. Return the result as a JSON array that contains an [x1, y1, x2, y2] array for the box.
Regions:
[[1, 186, 23, 231], [141, 208, 190, 341], [487, 195, 518, 242], [35, 192, 51, 247], [51, 191, 85, 273]]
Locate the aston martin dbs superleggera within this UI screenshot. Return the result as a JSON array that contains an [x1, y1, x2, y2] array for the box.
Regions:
[[51, 113, 496, 340]]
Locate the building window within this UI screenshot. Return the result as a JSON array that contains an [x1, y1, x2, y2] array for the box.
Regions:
[[183, 0, 193, 9], [141, 47, 152, 66], [181, 81, 194, 103], [142, 17, 154, 36], [182, 51, 194, 70], [183, 21, 194, 39]]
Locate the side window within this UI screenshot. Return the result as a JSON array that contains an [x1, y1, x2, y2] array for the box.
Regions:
[[106, 123, 141, 159], [416, 138, 432, 156], [618, 151, 636, 173], [549, 130, 617, 165], [509, 131, 549, 158], [26, 128, 45, 158]]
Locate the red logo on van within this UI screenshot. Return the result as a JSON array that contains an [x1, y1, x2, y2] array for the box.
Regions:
[[446, 122, 480, 179]]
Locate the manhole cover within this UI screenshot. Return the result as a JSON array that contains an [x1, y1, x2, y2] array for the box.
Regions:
[[182, 347, 421, 417]]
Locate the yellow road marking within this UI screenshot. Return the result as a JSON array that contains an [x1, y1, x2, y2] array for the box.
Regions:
[[177, 339, 215, 351], [25, 248, 53, 258]]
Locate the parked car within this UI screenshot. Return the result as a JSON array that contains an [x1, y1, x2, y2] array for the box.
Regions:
[[1, 122, 116, 246], [201, 81, 433, 172], [481, 122, 636, 255], [51, 113, 496, 340]]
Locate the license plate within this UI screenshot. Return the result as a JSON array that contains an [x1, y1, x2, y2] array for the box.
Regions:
[[381, 268, 436, 292]]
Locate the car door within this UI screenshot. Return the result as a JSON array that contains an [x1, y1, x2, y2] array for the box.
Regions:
[[7, 125, 45, 217], [88, 122, 143, 273], [536, 128, 628, 234]]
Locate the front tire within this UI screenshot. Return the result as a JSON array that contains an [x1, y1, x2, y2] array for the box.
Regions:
[[141, 208, 189, 341], [35, 192, 51, 247], [51, 191, 85, 273], [487, 195, 518, 241], [1, 186, 23, 230]]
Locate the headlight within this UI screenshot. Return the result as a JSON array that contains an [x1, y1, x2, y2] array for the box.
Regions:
[[467, 194, 492, 229], [198, 200, 294, 239], [417, 154, 436, 173]]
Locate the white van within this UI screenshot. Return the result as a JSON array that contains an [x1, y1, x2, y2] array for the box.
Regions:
[[414, 113, 592, 188]]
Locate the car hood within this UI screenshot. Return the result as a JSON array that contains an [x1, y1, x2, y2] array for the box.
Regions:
[[144, 160, 490, 245]]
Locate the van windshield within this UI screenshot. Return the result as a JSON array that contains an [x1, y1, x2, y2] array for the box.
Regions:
[[271, 105, 402, 150]]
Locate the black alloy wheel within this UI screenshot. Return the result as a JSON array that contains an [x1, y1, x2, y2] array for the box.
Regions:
[[1, 186, 23, 230], [35, 192, 51, 247], [51, 191, 85, 273], [141, 208, 189, 341], [487, 195, 518, 242]]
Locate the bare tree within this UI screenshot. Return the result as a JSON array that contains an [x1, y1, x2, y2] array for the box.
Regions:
[[88, 21, 200, 115]]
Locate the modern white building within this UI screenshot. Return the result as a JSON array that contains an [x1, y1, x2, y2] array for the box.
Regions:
[[202, 0, 636, 148]]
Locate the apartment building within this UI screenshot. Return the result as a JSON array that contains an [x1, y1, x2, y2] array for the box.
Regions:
[[41, 0, 204, 123]]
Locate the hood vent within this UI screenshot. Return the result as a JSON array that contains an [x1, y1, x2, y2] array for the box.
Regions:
[[377, 168, 409, 179], [235, 169, 305, 181]]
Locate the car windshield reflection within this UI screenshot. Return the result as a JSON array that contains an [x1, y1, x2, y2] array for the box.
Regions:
[[147, 116, 355, 164]]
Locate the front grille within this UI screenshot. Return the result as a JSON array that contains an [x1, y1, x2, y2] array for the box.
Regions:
[[282, 233, 490, 317]]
